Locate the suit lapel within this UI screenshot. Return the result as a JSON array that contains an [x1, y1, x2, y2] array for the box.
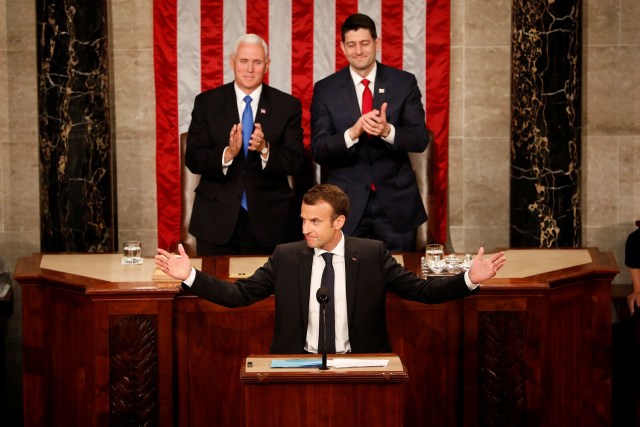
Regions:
[[255, 84, 270, 125], [373, 62, 388, 110], [337, 68, 362, 125], [298, 245, 314, 329], [224, 82, 241, 124], [344, 237, 360, 327]]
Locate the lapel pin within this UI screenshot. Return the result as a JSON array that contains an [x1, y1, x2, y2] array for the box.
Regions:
[[260, 108, 266, 114], [378, 88, 385, 94]]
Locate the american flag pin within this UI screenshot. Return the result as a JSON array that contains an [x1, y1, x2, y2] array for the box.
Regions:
[[261, 108, 266, 114], [378, 88, 385, 93]]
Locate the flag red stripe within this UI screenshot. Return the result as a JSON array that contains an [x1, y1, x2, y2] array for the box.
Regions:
[[247, 0, 269, 84], [201, 0, 224, 90], [381, 0, 403, 68], [291, 0, 314, 150], [247, 0, 269, 41], [426, 0, 450, 244], [153, 0, 181, 249], [334, 1, 358, 70]]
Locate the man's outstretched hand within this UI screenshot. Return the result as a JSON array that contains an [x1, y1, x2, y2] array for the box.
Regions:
[[155, 243, 192, 281], [468, 247, 507, 284]]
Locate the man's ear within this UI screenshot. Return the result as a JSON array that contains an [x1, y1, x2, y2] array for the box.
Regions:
[[339, 41, 346, 56], [333, 215, 346, 230]]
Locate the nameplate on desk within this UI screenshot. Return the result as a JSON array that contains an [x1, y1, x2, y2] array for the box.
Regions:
[[229, 254, 404, 279], [229, 257, 268, 278]]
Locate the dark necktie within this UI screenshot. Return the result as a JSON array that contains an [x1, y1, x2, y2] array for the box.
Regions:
[[241, 95, 252, 210], [318, 252, 336, 354]]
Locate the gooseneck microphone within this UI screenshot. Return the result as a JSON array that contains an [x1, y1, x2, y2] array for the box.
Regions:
[[316, 287, 330, 370]]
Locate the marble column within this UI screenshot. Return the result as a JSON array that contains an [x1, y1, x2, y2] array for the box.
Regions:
[[510, 0, 582, 247], [37, 0, 115, 252]]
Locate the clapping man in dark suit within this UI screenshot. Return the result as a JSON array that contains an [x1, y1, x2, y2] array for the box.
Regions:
[[311, 13, 431, 252], [156, 184, 506, 354], [185, 34, 305, 256]]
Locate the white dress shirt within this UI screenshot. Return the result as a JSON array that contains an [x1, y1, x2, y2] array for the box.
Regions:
[[343, 64, 396, 148], [221, 83, 268, 173], [304, 233, 350, 354]]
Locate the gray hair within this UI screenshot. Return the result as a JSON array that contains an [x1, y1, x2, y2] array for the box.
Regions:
[[234, 34, 269, 58]]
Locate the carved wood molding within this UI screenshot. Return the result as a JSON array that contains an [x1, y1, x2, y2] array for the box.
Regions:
[[109, 315, 159, 427]]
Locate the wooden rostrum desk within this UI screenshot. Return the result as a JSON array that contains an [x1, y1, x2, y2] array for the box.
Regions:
[[14, 248, 617, 427]]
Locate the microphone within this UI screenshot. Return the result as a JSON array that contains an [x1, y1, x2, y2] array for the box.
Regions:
[[316, 287, 330, 303], [316, 287, 330, 370]]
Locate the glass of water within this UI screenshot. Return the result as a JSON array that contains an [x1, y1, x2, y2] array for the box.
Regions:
[[123, 240, 142, 264], [425, 244, 444, 271]]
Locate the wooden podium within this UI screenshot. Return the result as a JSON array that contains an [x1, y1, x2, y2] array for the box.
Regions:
[[14, 248, 617, 427], [240, 354, 408, 427]]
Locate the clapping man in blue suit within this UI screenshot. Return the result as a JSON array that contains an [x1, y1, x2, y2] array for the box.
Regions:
[[311, 13, 431, 252]]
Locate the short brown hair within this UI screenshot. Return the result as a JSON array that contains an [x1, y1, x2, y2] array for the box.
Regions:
[[341, 13, 377, 41], [303, 184, 350, 220]]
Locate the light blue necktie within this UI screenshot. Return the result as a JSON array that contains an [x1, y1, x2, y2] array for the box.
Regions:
[[241, 95, 253, 156], [241, 96, 253, 210]]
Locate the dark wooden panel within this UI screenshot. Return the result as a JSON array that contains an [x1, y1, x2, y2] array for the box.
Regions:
[[14, 249, 617, 427], [244, 382, 405, 427]]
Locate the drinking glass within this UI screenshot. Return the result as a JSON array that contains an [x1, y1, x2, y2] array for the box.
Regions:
[[425, 244, 444, 270], [123, 241, 142, 264]]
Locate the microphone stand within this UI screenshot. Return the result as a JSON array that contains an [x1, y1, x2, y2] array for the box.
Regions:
[[316, 288, 330, 370], [320, 301, 328, 370]]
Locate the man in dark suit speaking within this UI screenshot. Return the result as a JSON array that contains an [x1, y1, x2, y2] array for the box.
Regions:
[[311, 13, 431, 252], [156, 184, 506, 354], [185, 34, 305, 256]]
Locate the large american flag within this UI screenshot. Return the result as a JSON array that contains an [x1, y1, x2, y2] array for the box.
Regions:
[[154, 0, 450, 249]]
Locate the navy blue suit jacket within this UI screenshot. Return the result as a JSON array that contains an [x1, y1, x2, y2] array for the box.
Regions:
[[185, 83, 305, 247], [186, 237, 474, 354], [310, 63, 430, 234]]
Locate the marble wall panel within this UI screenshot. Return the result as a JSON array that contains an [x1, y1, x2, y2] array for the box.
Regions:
[[463, 226, 509, 254], [450, 0, 464, 48], [621, 0, 640, 45], [583, 136, 619, 227], [108, 0, 153, 51], [449, 47, 463, 138], [115, 137, 157, 256], [448, 136, 463, 227], [510, 0, 582, 248], [584, 0, 620, 45], [7, 51, 38, 142], [0, 53, 7, 143], [584, 46, 640, 135], [37, 0, 115, 252], [109, 0, 157, 256], [4, 140, 39, 231], [463, 47, 511, 138], [462, 137, 510, 228], [110, 49, 155, 141], [465, 0, 512, 47], [4, 0, 34, 51]]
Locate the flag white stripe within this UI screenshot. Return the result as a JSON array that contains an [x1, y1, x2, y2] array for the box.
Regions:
[[223, 0, 245, 85], [177, 0, 201, 134], [359, 0, 382, 63], [269, 0, 292, 92], [314, 0, 335, 83], [404, 0, 426, 106]]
